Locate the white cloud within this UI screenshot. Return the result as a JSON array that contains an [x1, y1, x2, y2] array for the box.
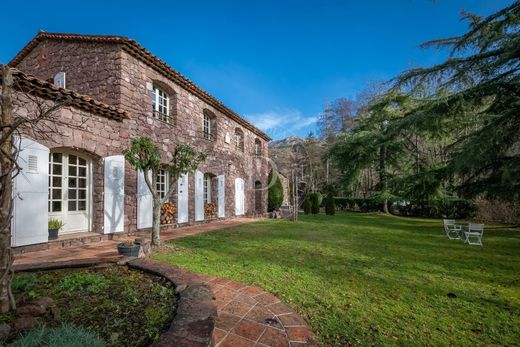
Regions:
[[245, 108, 318, 138]]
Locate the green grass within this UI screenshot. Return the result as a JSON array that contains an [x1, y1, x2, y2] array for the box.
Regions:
[[153, 213, 520, 346]]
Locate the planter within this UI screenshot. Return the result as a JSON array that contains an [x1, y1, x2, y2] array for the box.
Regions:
[[48, 228, 59, 241], [117, 243, 141, 257]]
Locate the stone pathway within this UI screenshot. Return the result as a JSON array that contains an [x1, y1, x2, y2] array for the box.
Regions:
[[13, 217, 319, 346], [204, 277, 318, 347], [14, 218, 261, 268]]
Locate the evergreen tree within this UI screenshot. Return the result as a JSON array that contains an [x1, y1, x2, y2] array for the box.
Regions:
[[268, 170, 284, 211]]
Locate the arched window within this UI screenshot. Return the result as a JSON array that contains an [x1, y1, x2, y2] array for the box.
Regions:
[[203, 109, 217, 140], [235, 128, 244, 152], [254, 138, 262, 156]]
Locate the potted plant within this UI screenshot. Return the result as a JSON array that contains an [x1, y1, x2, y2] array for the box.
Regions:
[[117, 240, 141, 257], [48, 218, 65, 240]]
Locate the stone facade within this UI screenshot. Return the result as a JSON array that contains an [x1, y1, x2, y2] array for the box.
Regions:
[[9, 33, 270, 239]]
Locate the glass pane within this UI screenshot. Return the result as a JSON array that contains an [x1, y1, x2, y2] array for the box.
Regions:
[[78, 157, 86, 166], [69, 189, 76, 199], [69, 165, 77, 176], [68, 201, 77, 211], [69, 155, 77, 165], [48, 201, 50, 213], [53, 177, 62, 187], [78, 178, 87, 188], [78, 201, 86, 211], [52, 201, 62, 212], [53, 164, 62, 175], [52, 189, 61, 199], [69, 177, 77, 188], [79, 189, 86, 199], [52, 153, 62, 163], [78, 167, 86, 177]]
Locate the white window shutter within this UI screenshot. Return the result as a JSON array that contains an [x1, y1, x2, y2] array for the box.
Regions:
[[235, 178, 245, 216], [177, 173, 189, 223], [195, 170, 204, 221], [217, 175, 225, 218], [136, 170, 153, 229], [103, 155, 125, 233], [12, 138, 49, 246]]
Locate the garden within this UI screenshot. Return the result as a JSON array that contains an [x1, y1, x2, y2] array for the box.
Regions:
[[154, 212, 520, 346], [0, 266, 177, 346]]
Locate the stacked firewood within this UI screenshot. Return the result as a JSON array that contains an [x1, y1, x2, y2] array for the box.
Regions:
[[161, 203, 177, 225], [204, 203, 217, 219]]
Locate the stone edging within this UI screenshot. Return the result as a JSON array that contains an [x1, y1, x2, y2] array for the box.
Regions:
[[128, 258, 217, 347]]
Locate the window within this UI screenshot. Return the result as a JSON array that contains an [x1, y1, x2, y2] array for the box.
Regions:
[[235, 128, 244, 152], [254, 139, 262, 156], [152, 87, 170, 122], [156, 169, 169, 200], [203, 109, 216, 140], [203, 174, 212, 203]]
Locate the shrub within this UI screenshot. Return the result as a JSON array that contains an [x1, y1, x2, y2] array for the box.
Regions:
[[303, 195, 312, 214], [309, 192, 321, 214], [58, 272, 109, 294], [267, 170, 284, 211], [48, 218, 65, 230], [325, 193, 336, 215], [8, 324, 105, 347]]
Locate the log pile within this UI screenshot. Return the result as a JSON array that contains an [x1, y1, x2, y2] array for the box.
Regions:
[[204, 203, 217, 219], [161, 203, 176, 225]]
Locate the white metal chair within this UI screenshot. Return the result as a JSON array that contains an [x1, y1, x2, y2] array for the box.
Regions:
[[443, 219, 462, 240], [464, 223, 484, 246]]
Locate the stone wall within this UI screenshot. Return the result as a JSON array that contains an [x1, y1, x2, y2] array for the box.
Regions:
[[11, 37, 269, 236]]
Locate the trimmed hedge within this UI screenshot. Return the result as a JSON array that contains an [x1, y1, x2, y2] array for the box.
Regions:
[[308, 192, 321, 214], [268, 170, 284, 212], [334, 197, 476, 218], [325, 193, 336, 215], [303, 195, 312, 215]]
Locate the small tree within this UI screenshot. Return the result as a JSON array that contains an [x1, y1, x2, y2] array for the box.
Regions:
[[325, 193, 336, 215], [303, 195, 312, 214], [124, 137, 206, 246], [267, 169, 283, 211], [309, 192, 321, 214]]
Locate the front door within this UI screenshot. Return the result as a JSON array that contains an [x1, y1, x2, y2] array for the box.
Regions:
[[48, 151, 91, 234]]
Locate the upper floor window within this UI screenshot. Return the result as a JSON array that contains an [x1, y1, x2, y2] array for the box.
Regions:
[[254, 139, 262, 156], [235, 128, 244, 152], [156, 169, 169, 199], [203, 109, 216, 140], [152, 87, 170, 122]]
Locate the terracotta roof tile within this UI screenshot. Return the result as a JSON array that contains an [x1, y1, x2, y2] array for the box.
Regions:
[[3, 67, 128, 121], [9, 32, 271, 141]]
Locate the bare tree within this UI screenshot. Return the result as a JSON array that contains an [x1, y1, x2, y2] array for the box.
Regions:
[[0, 65, 78, 313]]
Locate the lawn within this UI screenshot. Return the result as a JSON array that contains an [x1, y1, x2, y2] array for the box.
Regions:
[[154, 213, 520, 346]]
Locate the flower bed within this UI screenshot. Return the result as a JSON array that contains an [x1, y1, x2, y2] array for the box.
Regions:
[[0, 265, 177, 346]]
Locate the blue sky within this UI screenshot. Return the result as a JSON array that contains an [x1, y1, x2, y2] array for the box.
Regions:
[[0, 0, 510, 140]]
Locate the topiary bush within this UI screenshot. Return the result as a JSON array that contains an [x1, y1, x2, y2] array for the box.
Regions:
[[325, 193, 336, 215], [309, 192, 321, 214], [8, 324, 105, 347], [267, 170, 284, 211], [303, 195, 312, 214]]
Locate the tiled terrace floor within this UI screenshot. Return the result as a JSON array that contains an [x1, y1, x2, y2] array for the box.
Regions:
[[12, 217, 319, 346]]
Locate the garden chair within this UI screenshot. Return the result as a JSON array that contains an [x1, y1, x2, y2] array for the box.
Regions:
[[443, 219, 462, 240], [464, 223, 484, 246]]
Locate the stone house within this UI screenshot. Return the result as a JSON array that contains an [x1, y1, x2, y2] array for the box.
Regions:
[[6, 32, 270, 248]]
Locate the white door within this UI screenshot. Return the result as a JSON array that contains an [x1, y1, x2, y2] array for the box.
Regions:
[[137, 170, 153, 229], [12, 138, 49, 246], [195, 170, 204, 221], [177, 173, 189, 224], [48, 151, 90, 234], [103, 155, 125, 233], [235, 178, 245, 216], [217, 175, 225, 218]]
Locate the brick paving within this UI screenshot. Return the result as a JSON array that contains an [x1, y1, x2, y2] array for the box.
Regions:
[[12, 217, 319, 346]]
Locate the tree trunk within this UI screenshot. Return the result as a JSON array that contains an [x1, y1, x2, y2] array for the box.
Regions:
[[379, 143, 390, 214], [151, 196, 161, 247], [0, 66, 15, 313]]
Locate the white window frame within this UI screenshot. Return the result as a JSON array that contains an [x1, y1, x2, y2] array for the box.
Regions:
[[203, 174, 212, 203], [204, 114, 211, 140], [156, 169, 169, 200], [152, 87, 170, 122]]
